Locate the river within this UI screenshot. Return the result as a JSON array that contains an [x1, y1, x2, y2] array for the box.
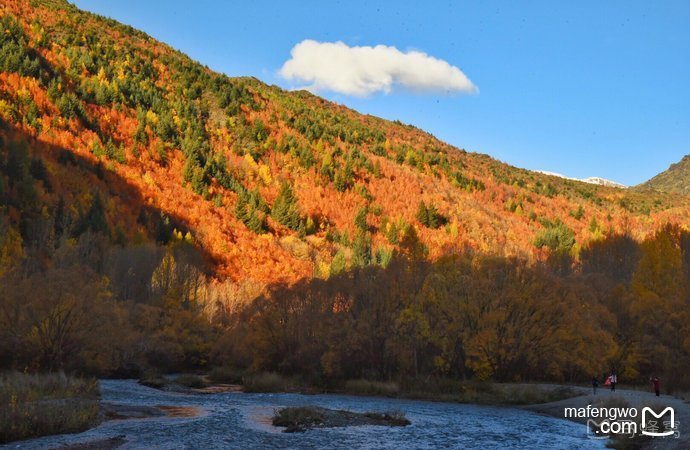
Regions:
[[5, 380, 606, 449]]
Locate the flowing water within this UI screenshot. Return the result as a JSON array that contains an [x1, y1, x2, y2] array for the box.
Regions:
[[6, 380, 606, 449]]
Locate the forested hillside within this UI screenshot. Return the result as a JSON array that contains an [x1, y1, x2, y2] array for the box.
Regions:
[[1, 0, 690, 388], [2, 0, 688, 284]]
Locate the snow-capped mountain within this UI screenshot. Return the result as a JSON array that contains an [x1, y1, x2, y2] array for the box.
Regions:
[[536, 171, 626, 188]]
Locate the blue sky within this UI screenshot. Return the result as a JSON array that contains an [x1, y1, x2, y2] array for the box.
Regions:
[[72, 0, 690, 186]]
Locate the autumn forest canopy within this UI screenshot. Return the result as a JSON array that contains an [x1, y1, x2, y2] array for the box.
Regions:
[[1, 0, 690, 389]]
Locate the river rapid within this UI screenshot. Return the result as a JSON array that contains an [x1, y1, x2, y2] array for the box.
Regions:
[[5, 379, 606, 449]]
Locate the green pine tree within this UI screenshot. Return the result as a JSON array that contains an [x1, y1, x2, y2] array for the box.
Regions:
[[272, 182, 302, 230], [416, 201, 429, 226], [352, 231, 372, 268], [330, 249, 347, 276], [354, 206, 368, 232]]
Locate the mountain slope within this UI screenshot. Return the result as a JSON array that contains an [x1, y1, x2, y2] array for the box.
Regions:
[[1, 0, 689, 287], [3, 0, 690, 392], [638, 154, 690, 195]]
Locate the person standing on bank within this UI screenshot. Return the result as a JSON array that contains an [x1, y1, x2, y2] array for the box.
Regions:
[[592, 376, 599, 395], [651, 375, 660, 397], [610, 372, 617, 392]]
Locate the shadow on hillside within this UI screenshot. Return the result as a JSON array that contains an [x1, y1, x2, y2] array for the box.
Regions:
[[217, 223, 690, 390], [0, 120, 218, 272]]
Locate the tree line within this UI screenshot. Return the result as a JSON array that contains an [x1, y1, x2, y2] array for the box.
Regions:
[[2, 191, 689, 391], [215, 223, 690, 390]]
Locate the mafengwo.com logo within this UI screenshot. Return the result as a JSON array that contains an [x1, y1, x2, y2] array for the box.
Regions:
[[564, 404, 680, 440], [641, 407, 677, 437]]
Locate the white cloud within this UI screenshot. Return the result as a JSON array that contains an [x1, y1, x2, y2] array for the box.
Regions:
[[279, 40, 478, 97]]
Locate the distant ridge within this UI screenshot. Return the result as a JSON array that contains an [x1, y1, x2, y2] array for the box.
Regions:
[[536, 171, 626, 189], [638, 155, 690, 195]]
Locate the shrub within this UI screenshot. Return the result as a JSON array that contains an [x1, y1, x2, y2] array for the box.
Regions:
[[207, 367, 244, 384], [138, 371, 167, 389], [243, 372, 296, 393], [174, 374, 205, 388]]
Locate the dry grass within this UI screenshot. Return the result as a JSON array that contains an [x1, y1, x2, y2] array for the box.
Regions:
[[243, 372, 299, 393], [0, 371, 98, 404], [0, 372, 100, 444], [343, 379, 400, 397], [496, 384, 581, 405]]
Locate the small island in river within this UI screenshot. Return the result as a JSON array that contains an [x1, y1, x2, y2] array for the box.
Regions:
[[272, 406, 411, 433]]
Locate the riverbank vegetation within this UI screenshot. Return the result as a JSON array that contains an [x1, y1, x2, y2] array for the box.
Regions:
[[251, 373, 580, 405], [134, 368, 580, 406], [2, 222, 690, 395], [0, 372, 99, 443]]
